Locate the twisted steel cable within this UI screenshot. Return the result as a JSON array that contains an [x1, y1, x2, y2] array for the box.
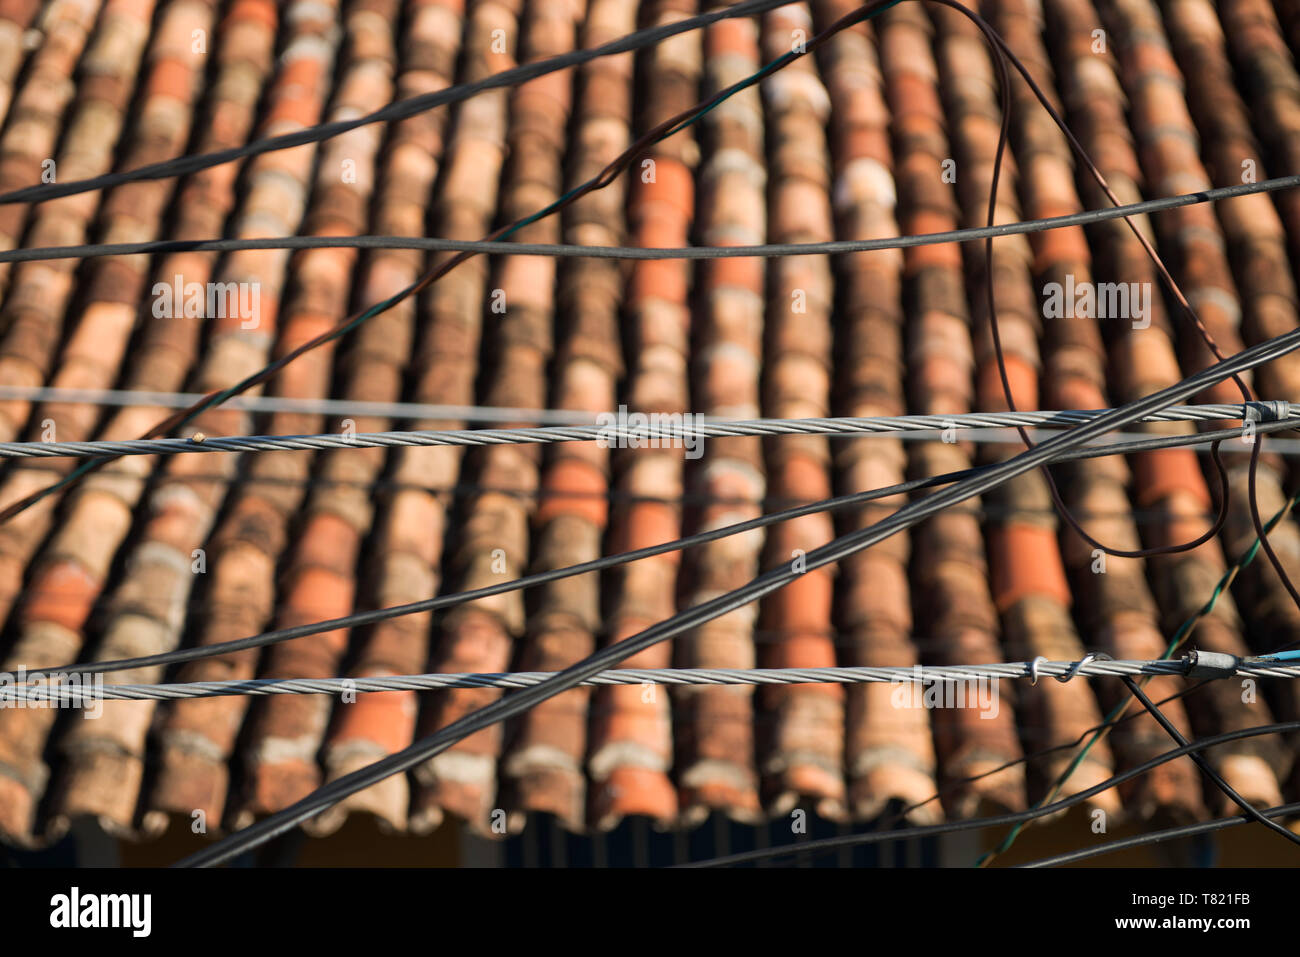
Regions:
[[6, 657, 1297, 703], [0, 403, 1290, 460]]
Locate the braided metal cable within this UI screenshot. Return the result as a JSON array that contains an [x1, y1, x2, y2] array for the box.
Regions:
[[5, 658, 1297, 704], [0, 403, 1289, 460]]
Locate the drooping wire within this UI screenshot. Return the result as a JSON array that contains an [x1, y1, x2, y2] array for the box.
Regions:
[[937, 0, 1239, 563], [944, 16, 1300, 866], [976, 0, 1300, 728]]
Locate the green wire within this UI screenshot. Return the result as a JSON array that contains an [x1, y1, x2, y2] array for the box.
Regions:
[[979, 487, 1300, 865], [1165, 492, 1300, 651]]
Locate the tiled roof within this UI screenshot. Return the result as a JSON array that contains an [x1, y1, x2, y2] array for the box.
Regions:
[[1, 0, 1300, 851]]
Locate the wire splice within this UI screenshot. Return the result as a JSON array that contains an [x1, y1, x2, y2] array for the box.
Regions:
[[1183, 650, 1241, 679]]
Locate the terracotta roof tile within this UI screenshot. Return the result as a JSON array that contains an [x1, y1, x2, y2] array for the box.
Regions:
[[392, 0, 524, 837], [578, 0, 699, 833], [749, 4, 848, 821], [663, 6, 766, 825]]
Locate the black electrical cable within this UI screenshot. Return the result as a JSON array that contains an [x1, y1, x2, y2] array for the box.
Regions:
[[0, 0, 1282, 878], [1119, 675, 1300, 849], [0, 175, 1293, 265], [675, 721, 1300, 867], [877, 678, 1221, 828], [22, 415, 1299, 682], [173, 329, 1300, 867], [1020, 801, 1300, 868], [0, 0, 797, 207]]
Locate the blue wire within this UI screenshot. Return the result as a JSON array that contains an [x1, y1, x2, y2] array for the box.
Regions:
[[1256, 649, 1300, 662]]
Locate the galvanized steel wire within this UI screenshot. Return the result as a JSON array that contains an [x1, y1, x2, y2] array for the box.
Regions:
[[0, 403, 1291, 460], [8, 657, 1300, 705]]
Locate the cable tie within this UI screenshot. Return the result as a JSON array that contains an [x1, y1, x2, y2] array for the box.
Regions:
[[1182, 650, 1240, 678]]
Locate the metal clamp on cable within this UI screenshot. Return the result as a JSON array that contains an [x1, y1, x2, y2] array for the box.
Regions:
[[1244, 400, 1291, 424], [1055, 652, 1101, 683], [1027, 656, 1047, 685], [1182, 650, 1240, 678]]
